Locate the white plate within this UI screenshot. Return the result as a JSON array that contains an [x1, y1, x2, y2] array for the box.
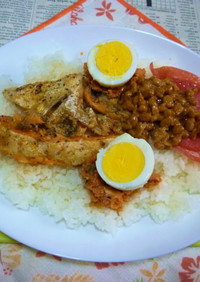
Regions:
[[0, 25, 200, 262]]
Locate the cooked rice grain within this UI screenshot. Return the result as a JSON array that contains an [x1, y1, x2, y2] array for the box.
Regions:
[[0, 148, 200, 232], [0, 57, 200, 232]]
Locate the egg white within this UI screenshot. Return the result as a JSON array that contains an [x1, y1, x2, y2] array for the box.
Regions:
[[87, 40, 138, 87], [96, 133, 155, 191]]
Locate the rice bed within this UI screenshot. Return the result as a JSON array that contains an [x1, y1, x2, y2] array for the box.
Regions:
[[0, 56, 200, 233]]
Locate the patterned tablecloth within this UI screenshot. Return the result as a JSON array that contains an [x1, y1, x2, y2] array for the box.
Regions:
[[0, 0, 200, 281]]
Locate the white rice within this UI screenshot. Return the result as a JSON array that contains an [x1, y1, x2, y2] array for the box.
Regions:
[[0, 57, 200, 233]]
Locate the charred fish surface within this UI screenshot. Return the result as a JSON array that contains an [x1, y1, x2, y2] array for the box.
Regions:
[[0, 116, 114, 166], [3, 74, 83, 115]]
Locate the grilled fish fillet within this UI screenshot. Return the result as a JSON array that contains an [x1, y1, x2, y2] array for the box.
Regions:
[[3, 74, 82, 115], [0, 116, 114, 166], [3, 74, 126, 137]]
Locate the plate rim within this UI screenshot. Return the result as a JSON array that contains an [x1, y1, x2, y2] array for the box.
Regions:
[[0, 24, 200, 262]]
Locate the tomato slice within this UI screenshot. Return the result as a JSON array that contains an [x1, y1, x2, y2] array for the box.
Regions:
[[150, 63, 200, 162], [177, 137, 200, 152], [175, 146, 200, 162], [150, 62, 200, 90]]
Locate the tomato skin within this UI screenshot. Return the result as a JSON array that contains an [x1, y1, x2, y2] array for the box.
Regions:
[[149, 62, 200, 89], [150, 63, 200, 162], [175, 146, 200, 162], [177, 137, 200, 152]]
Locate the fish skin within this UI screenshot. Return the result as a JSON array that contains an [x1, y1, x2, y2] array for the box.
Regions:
[[0, 116, 114, 166]]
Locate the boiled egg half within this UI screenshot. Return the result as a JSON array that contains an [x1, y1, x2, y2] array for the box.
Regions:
[[87, 40, 138, 87], [96, 133, 154, 191]]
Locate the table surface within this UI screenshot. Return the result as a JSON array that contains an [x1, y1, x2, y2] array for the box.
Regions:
[[0, 0, 200, 281]]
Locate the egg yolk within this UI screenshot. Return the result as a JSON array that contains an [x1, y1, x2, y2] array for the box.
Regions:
[[95, 41, 132, 77], [102, 142, 145, 183]]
